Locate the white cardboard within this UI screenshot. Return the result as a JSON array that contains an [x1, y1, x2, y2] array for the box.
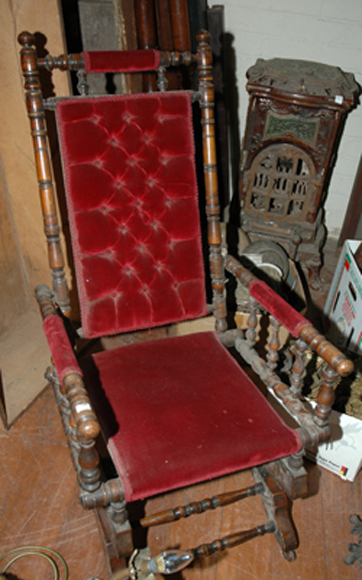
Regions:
[[324, 239, 362, 355], [306, 401, 362, 482], [267, 393, 362, 482]]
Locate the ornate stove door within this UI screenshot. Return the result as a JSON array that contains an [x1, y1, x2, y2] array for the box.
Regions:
[[244, 143, 318, 225]]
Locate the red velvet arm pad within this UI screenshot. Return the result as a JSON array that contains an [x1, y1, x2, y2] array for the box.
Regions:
[[82, 50, 161, 73], [43, 315, 83, 382], [249, 279, 309, 338]]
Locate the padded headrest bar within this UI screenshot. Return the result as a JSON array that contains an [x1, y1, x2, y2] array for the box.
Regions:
[[82, 49, 161, 73], [248, 279, 309, 338]]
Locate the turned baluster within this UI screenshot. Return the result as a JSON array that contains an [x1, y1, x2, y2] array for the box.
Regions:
[[140, 483, 263, 528], [129, 521, 275, 577], [197, 30, 227, 333], [76, 438, 101, 493], [65, 405, 84, 472], [266, 316, 281, 371], [290, 338, 308, 397], [297, 324, 353, 427], [192, 522, 275, 560], [18, 32, 71, 316], [47, 366, 80, 466], [246, 297, 258, 347], [287, 449, 305, 473], [313, 363, 339, 428], [76, 70, 89, 95], [62, 372, 101, 492], [109, 499, 130, 525], [224, 254, 257, 288], [156, 66, 168, 91]]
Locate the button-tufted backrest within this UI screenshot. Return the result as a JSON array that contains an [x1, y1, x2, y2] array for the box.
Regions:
[[56, 91, 208, 338]]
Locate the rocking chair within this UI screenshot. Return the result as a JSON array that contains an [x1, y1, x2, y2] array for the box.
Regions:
[[18, 30, 353, 578]]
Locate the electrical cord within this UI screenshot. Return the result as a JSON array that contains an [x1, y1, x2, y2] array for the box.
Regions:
[[0, 546, 68, 579], [0, 545, 131, 580]]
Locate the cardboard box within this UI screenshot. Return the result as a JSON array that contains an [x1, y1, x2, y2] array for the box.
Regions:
[[324, 240, 362, 355], [267, 393, 362, 482], [306, 401, 362, 482]]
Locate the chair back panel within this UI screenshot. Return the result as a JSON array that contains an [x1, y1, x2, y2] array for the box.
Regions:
[[56, 91, 208, 338]]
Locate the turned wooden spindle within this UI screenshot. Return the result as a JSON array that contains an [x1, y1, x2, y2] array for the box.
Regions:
[[61, 372, 101, 492], [76, 70, 89, 96], [224, 254, 259, 288], [140, 483, 263, 528], [290, 338, 308, 396], [267, 316, 281, 371], [313, 363, 339, 427], [157, 48, 194, 91], [109, 499, 130, 525], [50, 368, 81, 465], [77, 438, 102, 493], [288, 449, 305, 472], [37, 50, 84, 72], [246, 297, 258, 347], [192, 522, 275, 560], [197, 30, 227, 333], [18, 32, 71, 316]]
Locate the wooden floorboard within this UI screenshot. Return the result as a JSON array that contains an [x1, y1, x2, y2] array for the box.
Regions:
[[0, 387, 361, 580], [0, 389, 108, 580]]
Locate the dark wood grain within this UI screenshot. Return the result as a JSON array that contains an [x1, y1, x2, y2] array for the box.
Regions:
[[18, 32, 70, 316]]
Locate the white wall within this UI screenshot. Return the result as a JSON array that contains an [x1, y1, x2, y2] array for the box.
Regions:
[[221, 0, 362, 238]]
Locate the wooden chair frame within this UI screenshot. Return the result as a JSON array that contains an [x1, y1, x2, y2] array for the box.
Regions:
[[18, 30, 353, 577]]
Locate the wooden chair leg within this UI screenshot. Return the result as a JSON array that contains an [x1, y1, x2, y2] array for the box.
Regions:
[[47, 365, 133, 573], [95, 504, 134, 574], [252, 467, 299, 561]]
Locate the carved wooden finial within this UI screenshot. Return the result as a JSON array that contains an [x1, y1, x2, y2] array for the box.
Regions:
[[17, 31, 35, 48], [196, 29, 211, 46], [336, 358, 354, 378]]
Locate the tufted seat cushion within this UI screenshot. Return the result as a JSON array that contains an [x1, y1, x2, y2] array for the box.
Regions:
[[81, 331, 302, 502], [56, 92, 208, 338]]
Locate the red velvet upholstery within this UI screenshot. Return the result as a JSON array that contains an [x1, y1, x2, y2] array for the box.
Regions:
[[43, 315, 83, 381], [81, 331, 302, 502], [56, 92, 208, 339], [249, 279, 309, 338], [83, 50, 160, 73]]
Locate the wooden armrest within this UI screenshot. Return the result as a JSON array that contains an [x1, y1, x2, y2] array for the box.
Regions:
[[225, 255, 353, 378], [35, 284, 100, 442]]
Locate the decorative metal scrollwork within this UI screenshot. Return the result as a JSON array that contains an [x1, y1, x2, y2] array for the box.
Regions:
[[344, 514, 362, 567]]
